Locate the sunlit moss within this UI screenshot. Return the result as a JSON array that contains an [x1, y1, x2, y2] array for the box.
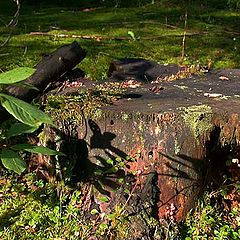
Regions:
[[45, 84, 124, 123], [1, 2, 239, 80], [179, 105, 213, 139]]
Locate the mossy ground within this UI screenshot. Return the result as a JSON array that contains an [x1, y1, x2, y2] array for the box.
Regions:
[[0, 173, 239, 239], [0, 1, 239, 80]]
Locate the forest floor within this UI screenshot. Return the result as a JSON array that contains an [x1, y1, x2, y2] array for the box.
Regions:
[[0, 1, 239, 80]]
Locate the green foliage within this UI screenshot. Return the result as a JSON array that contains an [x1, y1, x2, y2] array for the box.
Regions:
[[228, 0, 240, 10], [4, 123, 39, 138], [0, 93, 53, 127], [0, 174, 92, 239], [0, 68, 61, 174], [127, 30, 136, 40], [1, 1, 239, 81], [1, 172, 238, 239], [0, 149, 26, 175], [0, 67, 35, 85], [182, 184, 240, 239], [11, 144, 65, 156]]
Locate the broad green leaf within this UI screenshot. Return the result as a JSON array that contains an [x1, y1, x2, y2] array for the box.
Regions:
[[5, 122, 39, 138], [0, 67, 35, 84], [11, 143, 65, 156], [0, 149, 26, 174], [0, 93, 53, 127], [14, 82, 39, 91]]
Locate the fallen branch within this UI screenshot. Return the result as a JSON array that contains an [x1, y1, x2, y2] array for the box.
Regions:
[[29, 31, 108, 41], [0, 41, 86, 123], [29, 31, 210, 41]]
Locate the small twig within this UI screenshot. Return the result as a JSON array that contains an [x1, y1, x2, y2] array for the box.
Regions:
[[0, 0, 20, 48], [7, 0, 20, 27], [181, 9, 188, 60], [119, 179, 139, 215]]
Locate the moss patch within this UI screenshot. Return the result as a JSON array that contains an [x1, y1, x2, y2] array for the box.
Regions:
[[45, 82, 124, 123], [179, 105, 213, 139]]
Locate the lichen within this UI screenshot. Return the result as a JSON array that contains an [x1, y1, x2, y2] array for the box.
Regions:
[[179, 105, 213, 139], [174, 139, 181, 155], [122, 113, 130, 121]]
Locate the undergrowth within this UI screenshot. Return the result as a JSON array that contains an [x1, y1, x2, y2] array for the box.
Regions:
[[0, 171, 239, 239], [0, 1, 239, 239]]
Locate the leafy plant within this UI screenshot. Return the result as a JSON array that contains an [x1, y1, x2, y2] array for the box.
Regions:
[[0, 67, 64, 174], [182, 183, 240, 239]]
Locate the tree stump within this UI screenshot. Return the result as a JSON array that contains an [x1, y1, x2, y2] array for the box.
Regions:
[[40, 59, 240, 237]]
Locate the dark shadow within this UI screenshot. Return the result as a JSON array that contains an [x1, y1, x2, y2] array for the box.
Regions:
[[88, 119, 128, 159], [156, 125, 239, 210], [46, 119, 129, 196], [122, 93, 142, 99], [24, 114, 239, 233], [0, 206, 24, 231], [154, 151, 204, 209], [204, 126, 236, 189]]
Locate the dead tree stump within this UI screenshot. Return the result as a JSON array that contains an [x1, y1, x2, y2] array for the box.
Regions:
[[41, 59, 240, 234]]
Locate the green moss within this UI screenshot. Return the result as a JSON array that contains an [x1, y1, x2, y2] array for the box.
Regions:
[[45, 84, 124, 124], [179, 105, 213, 139]]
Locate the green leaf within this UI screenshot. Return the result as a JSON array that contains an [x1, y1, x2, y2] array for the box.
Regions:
[[104, 166, 118, 174], [106, 158, 113, 165], [0, 149, 26, 174], [11, 144, 65, 156], [106, 213, 117, 220], [90, 209, 99, 215], [14, 82, 39, 91], [0, 93, 53, 127], [5, 123, 39, 138], [127, 31, 136, 40], [115, 157, 122, 162], [124, 189, 130, 195], [99, 196, 109, 203], [0, 67, 35, 84]]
